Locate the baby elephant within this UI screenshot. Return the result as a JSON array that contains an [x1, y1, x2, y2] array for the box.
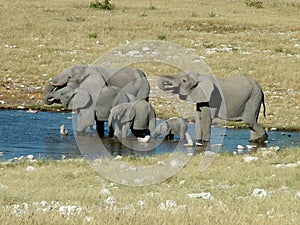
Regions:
[[153, 117, 193, 146]]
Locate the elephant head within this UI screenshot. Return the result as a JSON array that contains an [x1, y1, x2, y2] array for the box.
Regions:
[[153, 121, 170, 138], [157, 72, 218, 104], [44, 65, 88, 105]]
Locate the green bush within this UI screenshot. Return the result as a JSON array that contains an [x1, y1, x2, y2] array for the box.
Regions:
[[158, 34, 166, 40], [245, 0, 263, 8], [90, 0, 115, 10]]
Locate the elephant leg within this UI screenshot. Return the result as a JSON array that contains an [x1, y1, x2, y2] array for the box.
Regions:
[[201, 106, 212, 142], [249, 123, 268, 143], [167, 133, 174, 140], [195, 107, 211, 143], [184, 132, 193, 146], [96, 120, 105, 137], [108, 125, 114, 137], [195, 111, 202, 142]]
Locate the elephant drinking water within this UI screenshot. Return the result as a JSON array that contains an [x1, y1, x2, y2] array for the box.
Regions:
[[44, 65, 150, 136]]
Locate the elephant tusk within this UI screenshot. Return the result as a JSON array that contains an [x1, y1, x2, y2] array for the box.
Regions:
[[48, 97, 55, 102], [49, 82, 63, 86]]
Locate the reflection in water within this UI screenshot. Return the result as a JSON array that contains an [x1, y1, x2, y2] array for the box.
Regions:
[[0, 110, 299, 161]]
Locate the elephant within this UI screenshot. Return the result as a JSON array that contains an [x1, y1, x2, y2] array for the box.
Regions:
[[153, 117, 193, 146], [157, 72, 268, 144], [44, 65, 150, 136], [108, 100, 156, 138], [95, 85, 136, 137]]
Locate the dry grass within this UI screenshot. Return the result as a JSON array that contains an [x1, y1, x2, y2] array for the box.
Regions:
[[0, 0, 299, 129], [0, 1, 299, 222], [0, 148, 299, 224]]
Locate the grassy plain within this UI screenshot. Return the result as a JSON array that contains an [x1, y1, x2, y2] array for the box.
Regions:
[[0, 0, 299, 129], [0, 0, 299, 224], [0, 148, 299, 224]]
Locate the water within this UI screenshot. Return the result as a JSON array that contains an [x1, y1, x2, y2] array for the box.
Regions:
[[0, 110, 299, 161]]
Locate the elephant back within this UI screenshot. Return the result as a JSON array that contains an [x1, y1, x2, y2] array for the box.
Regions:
[[103, 68, 150, 100]]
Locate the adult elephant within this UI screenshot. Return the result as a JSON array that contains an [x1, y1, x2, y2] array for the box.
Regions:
[[157, 72, 268, 144], [44, 65, 150, 135], [108, 100, 156, 138]]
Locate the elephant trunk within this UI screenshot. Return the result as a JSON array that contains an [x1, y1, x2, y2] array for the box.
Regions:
[[44, 92, 56, 105], [157, 76, 179, 91]]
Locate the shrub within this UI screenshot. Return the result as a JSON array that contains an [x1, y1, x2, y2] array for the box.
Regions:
[[88, 33, 97, 39], [158, 34, 166, 40], [90, 0, 115, 10], [245, 0, 263, 8]]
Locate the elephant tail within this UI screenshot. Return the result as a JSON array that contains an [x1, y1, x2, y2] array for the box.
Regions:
[[262, 91, 266, 118]]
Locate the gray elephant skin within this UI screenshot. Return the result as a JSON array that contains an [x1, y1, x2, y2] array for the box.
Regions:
[[153, 117, 193, 146], [108, 100, 156, 138], [44, 65, 150, 136], [157, 72, 268, 144]]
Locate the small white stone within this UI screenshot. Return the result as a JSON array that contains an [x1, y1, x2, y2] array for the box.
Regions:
[[268, 146, 280, 151], [137, 200, 145, 207], [26, 166, 35, 172], [243, 156, 258, 163], [252, 188, 270, 198], [115, 155, 123, 160], [104, 196, 116, 205], [294, 191, 300, 199], [237, 145, 245, 149], [178, 180, 185, 185], [100, 188, 111, 196], [27, 154, 34, 160], [165, 200, 177, 208], [188, 192, 214, 200]]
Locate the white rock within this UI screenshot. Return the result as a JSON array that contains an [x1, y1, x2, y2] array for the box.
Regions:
[[268, 146, 280, 151], [17, 105, 25, 109], [274, 163, 297, 168], [99, 188, 111, 196], [137, 200, 145, 207], [115, 155, 123, 160], [295, 191, 300, 199], [26, 166, 35, 172], [27, 155, 35, 160], [237, 145, 244, 149], [252, 188, 270, 198], [59, 205, 82, 216], [104, 196, 116, 205], [165, 200, 177, 208], [84, 216, 94, 223], [0, 184, 8, 189], [243, 156, 258, 163], [188, 192, 214, 200], [246, 144, 257, 149], [178, 180, 186, 185]]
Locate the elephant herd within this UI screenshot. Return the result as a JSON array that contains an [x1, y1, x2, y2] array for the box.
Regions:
[[44, 65, 268, 146]]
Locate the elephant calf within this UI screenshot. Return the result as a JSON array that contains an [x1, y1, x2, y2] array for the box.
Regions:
[[108, 100, 156, 138], [153, 117, 193, 146]]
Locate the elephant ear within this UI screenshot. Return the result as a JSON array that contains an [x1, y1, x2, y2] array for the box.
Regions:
[[121, 103, 135, 124], [187, 74, 215, 103], [68, 89, 91, 110]]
